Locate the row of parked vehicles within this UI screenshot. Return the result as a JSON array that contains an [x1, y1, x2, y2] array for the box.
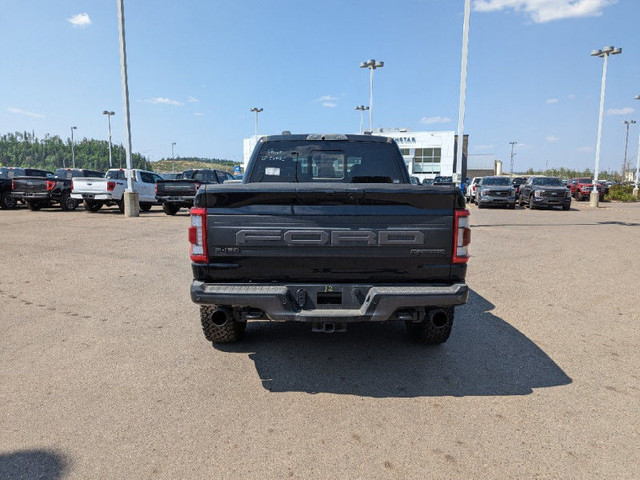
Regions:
[[0, 166, 237, 214], [463, 175, 610, 210]]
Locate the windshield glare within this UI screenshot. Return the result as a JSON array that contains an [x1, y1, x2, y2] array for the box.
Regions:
[[483, 177, 511, 186], [533, 177, 564, 186]]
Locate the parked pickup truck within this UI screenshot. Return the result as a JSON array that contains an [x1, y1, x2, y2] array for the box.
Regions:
[[10, 168, 103, 211], [569, 178, 604, 201], [156, 168, 235, 215], [518, 176, 571, 210], [71, 168, 163, 212], [189, 134, 470, 344], [1, 167, 55, 209]]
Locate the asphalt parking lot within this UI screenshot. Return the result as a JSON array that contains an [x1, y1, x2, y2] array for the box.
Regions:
[[1, 202, 639, 479]]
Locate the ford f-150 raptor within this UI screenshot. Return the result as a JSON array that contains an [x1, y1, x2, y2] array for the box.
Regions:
[[189, 134, 470, 344]]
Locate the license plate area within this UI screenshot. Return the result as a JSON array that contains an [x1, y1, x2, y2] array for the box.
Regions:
[[317, 292, 342, 305]]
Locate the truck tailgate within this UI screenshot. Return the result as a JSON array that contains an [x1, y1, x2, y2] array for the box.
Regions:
[[197, 183, 462, 284], [12, 177, 48, 193], [71, 177, 110, 193], [156, 180, 200, 196]]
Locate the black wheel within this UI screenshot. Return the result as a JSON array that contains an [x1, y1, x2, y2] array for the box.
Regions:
[[508, 203, 515, 209], [200, 305, 246, 344], [118, 197, 125, 213], [26, 200, 42, 211], [83, 200, 103, 212], [406, 308, 453, 345], [1, 191, 17, 209], [518, 195, 525, 207], [528, 196, 536, 210], [562, 204, 570, 211], [477, 202, 485, 209], [162, 203, 180, 215], [576, 192, 583, 201], [61, 192, 78, 211], [139, 202, 152, 212]]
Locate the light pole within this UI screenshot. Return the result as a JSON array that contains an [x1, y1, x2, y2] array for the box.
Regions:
[[622, 120, 636, 181], [171, 142, 176, 172], [354, 105, 369, 133], [250, 107, 263, 137], [70, 126, 77, 168], [509, 141, 517, 177], [455, 0, 471, 183], [117, 0, 138, 216], [103, 110, 115, 168], [359, 59, 384, 131], [634, 95, 640, 197], [590, 45, 622, 207]]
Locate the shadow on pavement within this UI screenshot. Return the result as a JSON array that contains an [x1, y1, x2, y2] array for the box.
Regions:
[[0, 449, 68, 480], [216, 290, 572, 397]]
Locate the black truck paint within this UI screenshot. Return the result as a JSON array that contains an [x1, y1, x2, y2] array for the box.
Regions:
[[518, 176, 571, 210], [1, 167, 54, 209], [155, 168, 234, 215], [11, 168, 103, 211], [189, 134, 470, 344]]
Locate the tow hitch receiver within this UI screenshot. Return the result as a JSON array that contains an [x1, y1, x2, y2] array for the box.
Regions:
[[312, 322, 347, 333]]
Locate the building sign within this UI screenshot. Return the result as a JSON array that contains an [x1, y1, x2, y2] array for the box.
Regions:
[[395, 137, 417, 144]]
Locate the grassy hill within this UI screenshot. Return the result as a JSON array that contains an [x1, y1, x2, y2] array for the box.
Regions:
[[152, 159, 241, 173]]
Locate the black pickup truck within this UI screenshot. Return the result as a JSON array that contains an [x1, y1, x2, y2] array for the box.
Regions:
[[189, 134, 471, 344], [156, 168, 235, 215], [11, 168, 103, 211], [1, 167, 54, 209]]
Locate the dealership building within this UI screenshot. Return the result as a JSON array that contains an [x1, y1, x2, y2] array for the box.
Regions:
[[243, 128, 496, 181]]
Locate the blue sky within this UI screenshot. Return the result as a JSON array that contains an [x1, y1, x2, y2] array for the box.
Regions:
[[1, 0, 638, 173]]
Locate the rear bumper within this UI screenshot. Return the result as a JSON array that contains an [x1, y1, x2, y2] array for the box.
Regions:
[[156, 195, 195, 206], [190, 281, 469, 322], [11, 192, 51, 200], [71, 193, 115, 201]]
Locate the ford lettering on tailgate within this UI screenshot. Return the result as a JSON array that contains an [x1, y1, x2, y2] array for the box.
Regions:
[[235, 229, 425, 246]]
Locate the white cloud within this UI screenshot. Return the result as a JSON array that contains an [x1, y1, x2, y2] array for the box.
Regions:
[[606, 107, 634, 115], [566, 94, 576, 99], [322, 102, 337, 108], [547, 98, 559, 104], [316, 95, 338, 102], [473, 0, 616, 23], [474, 144, 495, 151], [577, 145, 593, 152], [142, 97, 184, 106], [420, 116, 452, 124], [6, 107, 45, 119], [187, 96, 199, 103], [194, 112, 204, 116], [546, 135, 559, 142], [67, 13, 92, 28]]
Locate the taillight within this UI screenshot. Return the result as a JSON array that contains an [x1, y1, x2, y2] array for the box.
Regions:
[[71, 180, 74, 191], [46, 180, 56, 190], [107, 181, 116, 191], [189, 207, 208, 263], [11, 179, 15, 190], [155, 182, 158, 194], [453, 209, 471, 264]]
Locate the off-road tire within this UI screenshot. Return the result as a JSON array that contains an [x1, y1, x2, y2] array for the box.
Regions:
[[61, 192, 78, 211], [26, 200, 42, 211], [200, 305, 246, 344], [83, 200, 103, 212], [405, 307, 454, 345], [1, 191, 17, 209], [140, 202, 152, 212], [162, 203, 180, 215]]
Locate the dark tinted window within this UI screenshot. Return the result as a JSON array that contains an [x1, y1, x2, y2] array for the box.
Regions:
[[250, 140, 406, 183], [160, 173, 182, 180], [106, 170, 126, 180], [4, 168, 25, 178], [193, 170, 216, 182], [532, 177, 564, 186], [139, 171, 155, 183]]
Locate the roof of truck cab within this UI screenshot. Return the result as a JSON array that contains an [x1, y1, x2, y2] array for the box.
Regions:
[[259, 134, 393, 143]]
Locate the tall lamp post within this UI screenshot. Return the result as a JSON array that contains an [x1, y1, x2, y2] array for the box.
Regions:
[[250, 107, 263, 137], [634, 95, 640, 197], [622, 120, 636, 181], [103, 111, 115, 168], [590, 45, 622, 207], [454, 0, 471, 183], [359, 59, 384, 131], [70, 126, 78, 168], [509, 141, 517, 177], [171, 142, 176, 172], [354, 105, 369, 133]]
